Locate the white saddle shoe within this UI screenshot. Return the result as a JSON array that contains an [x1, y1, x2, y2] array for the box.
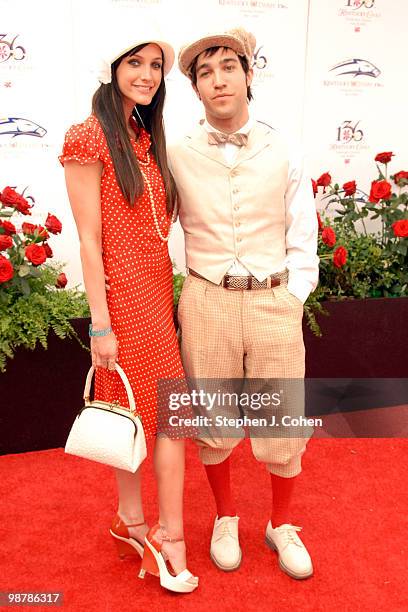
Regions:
[[210, 515, 242, 571], [265, 521, 313, 580]]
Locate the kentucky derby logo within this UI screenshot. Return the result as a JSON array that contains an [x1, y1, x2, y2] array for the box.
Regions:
[[0, 118, 47, 138], [218, 0, 288, 15], [0, 34, 25, 63], [336, 121, 363, 143], [345, 0, 375, 8], [339, 0, 380, 26], [252, 46, 267, 70], [330, 58, 380, 79], [324, 58, 383, 95], [251, 44, 274, 83], [330, 120, 369, 163]]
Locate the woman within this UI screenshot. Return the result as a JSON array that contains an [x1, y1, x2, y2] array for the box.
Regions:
[[59, 33, 198, 594]]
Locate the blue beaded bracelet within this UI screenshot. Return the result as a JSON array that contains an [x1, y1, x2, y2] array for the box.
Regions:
[[89, 324, 112, 337]]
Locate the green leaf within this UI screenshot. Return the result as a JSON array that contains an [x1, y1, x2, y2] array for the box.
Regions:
[[0, 267, 90, 372], [18, 264, 30, 277], [19, 278, 31, 296], [395, 241, 408, 256], [29, 266, 42, 278]]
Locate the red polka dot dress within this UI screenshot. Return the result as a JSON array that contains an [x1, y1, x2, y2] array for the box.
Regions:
[[59, 115, 186, 439]]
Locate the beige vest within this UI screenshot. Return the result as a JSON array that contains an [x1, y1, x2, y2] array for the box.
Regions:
[[168, 121, 289, 283]]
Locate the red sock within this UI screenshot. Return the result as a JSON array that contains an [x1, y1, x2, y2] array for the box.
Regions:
[[205, 458, 236, 517], [270, 473, 297, 528]]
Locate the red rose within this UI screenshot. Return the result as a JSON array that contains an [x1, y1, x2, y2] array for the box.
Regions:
[[375, 151, 394, 164], [43, 242, 53, 258], [25, 243, 47, 266], [392, 220, 408, 238], [322, 226, 336, 247], [22, 222, 37, 235], [37, 225, 49, 240], [333, 246, 348, 268], [21, 222, 49, 240], [369, 180, 392, 203], [0, 235, 13, 251], [0, 254, 14, 283], [55, 272, 67, 288], [0, 186, 22, 206], [45, 213, 62, 235], [311, 179, 318, 197], [0, 186, 31, 215], [343, 180, 356, 196], [0, 219, 16, 235], [316, 173, 331, 193], [393, 171, 408, 185], [316, 212, 324, 231]]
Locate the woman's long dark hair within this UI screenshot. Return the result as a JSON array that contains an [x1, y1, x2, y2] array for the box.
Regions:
[[92, 44, 176, 214]]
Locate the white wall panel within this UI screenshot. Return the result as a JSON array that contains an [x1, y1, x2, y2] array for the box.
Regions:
[[2, 0, 406, 286]]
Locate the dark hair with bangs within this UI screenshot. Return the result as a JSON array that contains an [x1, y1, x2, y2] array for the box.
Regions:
[[189, 46, 253, 102], [92, 43, 176, 214]]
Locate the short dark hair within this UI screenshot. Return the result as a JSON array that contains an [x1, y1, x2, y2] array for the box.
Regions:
[[189, 46, 253, 102]]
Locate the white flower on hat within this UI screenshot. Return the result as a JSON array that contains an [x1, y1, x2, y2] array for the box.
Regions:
[[96, 58, 112, 85]]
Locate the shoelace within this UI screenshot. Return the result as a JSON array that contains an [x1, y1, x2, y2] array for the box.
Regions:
[[214, 520, 238, 542], [274, 525, 303, 551]]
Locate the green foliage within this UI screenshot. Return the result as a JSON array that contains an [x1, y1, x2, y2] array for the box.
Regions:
[[0, 263, 89, 372], [317, 222, 406, 300], [172, 267, 185, 305], [308, 160, 408, 335], [303, 293, 328, 338], [0, 186, 91, 371]]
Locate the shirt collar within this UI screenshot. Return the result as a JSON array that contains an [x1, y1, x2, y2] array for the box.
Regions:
[[202, 116, 254, 136]]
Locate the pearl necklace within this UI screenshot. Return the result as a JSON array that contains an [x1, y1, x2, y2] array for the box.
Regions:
[[138, 151, 174, 243]]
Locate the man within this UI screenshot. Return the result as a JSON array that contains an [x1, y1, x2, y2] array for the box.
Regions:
[[168, 27, 318, 580]]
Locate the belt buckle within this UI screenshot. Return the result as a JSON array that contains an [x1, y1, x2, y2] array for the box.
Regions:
[[223, 275, 248, 290]]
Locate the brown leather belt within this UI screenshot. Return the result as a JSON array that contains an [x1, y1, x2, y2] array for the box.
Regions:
[[188, 268, 288, 290]]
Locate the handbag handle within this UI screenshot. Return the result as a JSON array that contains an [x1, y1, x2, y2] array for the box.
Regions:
[[83, 364, 136, 413]]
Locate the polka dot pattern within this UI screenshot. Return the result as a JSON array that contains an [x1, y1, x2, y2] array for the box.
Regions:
[[59, 115, 185, 439]]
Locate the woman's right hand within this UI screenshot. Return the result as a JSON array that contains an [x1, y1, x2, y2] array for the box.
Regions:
[[91, 332, 118, 370]]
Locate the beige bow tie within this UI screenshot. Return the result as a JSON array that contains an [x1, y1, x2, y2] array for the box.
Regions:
[[208, 131, 248, 146]]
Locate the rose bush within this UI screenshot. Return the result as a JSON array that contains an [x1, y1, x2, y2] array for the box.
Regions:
[[0, 185, 89, 371], [306, 152, 407, 335]]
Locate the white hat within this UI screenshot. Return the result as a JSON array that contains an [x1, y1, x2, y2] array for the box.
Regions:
[[96, 28, 175, 84]]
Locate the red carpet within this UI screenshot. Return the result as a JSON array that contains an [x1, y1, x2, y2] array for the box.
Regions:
[[0, 438, 407, 611]]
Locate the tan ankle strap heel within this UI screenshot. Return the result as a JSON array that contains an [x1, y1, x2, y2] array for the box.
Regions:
[[159, 525, 184, 543], [124, 520, 147, 527], [139, 523, 198, 593], [110, 514, 147, 560]]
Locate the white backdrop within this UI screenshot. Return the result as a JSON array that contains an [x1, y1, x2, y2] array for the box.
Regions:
[[1, 0, 406, 287]]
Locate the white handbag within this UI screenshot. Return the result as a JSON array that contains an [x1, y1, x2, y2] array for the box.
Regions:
[[65, 363, 147, 472]]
